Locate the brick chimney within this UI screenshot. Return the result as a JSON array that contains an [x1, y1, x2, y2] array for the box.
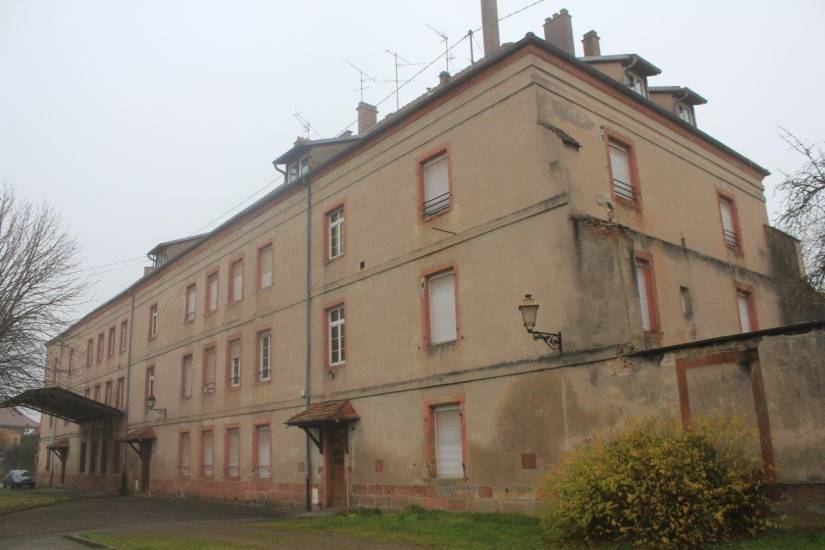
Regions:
[[543, 9, 574, 56], [439, 71, 451, 86], [582, 30, 601, 57], [480, 0, 500, 56], [357, 102, 378, 135]]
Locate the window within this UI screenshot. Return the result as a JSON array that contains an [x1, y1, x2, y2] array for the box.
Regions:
[[120, 320, 128, 352], [635, 254, 660, 333], [84, 388, 90, 399], [229, 259, 244, 302], [718, 192, 741, 249], [434, 404, 463, 478], [420, 151, 451, 217], [89, 438, 98, 473], [736, 287, 758, 333], [258, 244, 273, 289], [145, 366, 155, 408], [327, 305, 345, 367], [624, 71, 646, 96], [287, 156, 309, 183], [104, 381, 112, 406], [204, 346, 217, 393], [206, 270, 219, 313], [94, 384, 101, 402], [185, 284, 197, 323], [68, 349, 74, 375], [113, 441, 120, 474], [116, 377, 125, 410], [226, 428, 240, 479], [97, 333, 104, 363], [100, 438, 108, 474], [255, 424, 271, 479], [676, 103, 694, 125], [608, 137, 638, 203], [179, 432, 191, 478], [149, 304, 159, 339], [201, 430, 214, 477], [258, 331, 271, 381], [426, 269, 458, 346], [679, 286, 693, 320], [46, 446, 51, 470], [79, 442, 87, 473], [108, 326, 116, 357], [86, 339, 93, 367], [182, 354, 193, 398], [327, 207, 344, 260], [228, 339, 241, 387]]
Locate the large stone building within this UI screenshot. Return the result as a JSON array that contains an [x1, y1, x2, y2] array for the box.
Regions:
[[7, 7, 824, 512]]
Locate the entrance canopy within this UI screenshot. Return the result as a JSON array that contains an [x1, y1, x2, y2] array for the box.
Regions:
[[46, 438, 70, 451], [121, 427, 156, 443], [285, 399, 359, 428], [1, 387, 123, 424]]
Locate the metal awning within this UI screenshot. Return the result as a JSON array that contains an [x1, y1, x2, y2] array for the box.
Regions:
[[47, 438, 70, 450], [1, 387, 123, 424], [121, 427, 156, 443]]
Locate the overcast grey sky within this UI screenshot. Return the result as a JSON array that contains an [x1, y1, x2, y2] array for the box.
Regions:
[[2, 0, 824, 316]]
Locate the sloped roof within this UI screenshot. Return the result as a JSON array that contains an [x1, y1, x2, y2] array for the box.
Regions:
[[1, 387, 122, 424], [121, 426, 157, 442], [0, 407, 39, 431], [285, 400, 359, 427]]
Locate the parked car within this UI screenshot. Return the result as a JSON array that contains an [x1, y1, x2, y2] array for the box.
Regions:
[[2, 469, 36, 489]]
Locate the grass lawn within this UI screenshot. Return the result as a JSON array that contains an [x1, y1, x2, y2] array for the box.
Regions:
[[84, 533, 255, 550], [0, 489, 73, 514], [265, 506, 543, 549], [263, 506, 825, 549]]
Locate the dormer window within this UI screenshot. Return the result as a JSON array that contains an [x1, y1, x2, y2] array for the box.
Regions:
[[676, 103, 694, 125], [624, 72, 646, 97], [287, 156, 310, 183]]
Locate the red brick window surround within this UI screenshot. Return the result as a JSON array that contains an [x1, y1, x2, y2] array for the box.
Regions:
[[227, 337, 242, 388], [145, 366, 155, 410], [229, 258, 244, 303], [201, 429, 214, 478], [257, 243, 273, 289], [326, 205, 345, 262], [185, 283, 197, 323], [326, 303, 346, 368], [605, 129, 641, 207], [116, 377, 125, 410], [86, 339, 93, 367], [257, 330, 272, 382], [225, 426, 240, 480], [423, 395, 467, 480], [108, 326, 116, 357], [203, 345, 217, 394], [181, 354, 194, 398], [179, 431, 191, 478], [104, 381, 112, 406], [424, 267, 459, 347], [205, 269, 219, 314], [634, 251, 661, 334], [717, 190, 742, 251], [418, 146, 453, 219], [735, 283, 759, 333], [119, 320, 128, 353], [148, 303, 159, 340], [96, 333, 104, 363]]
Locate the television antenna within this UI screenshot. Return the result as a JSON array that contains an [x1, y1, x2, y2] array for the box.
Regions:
[[426, 24, 455, 73], [341, 58, 376, 103], [384, 49, 425, 110], [293, 112, 321, 140]]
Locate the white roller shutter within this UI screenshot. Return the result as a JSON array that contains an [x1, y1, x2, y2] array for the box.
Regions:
[[737, 292, 752, 333], [609, 143, 634, 201], [435, 405, 463, 478], [422, 154, 450, 215], [228, 429, 240, 477], [258, 426, 271, 479], [428, 271, 457, 345]]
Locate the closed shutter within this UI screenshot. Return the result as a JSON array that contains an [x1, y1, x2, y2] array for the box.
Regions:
[[232, 262, 243, 300], [258, 426, 271, 479], [183, 356, 193, 397], [180, 433, 190, 476], [720, 198, 738, 246], [422, 154, 450, 216], [737, 292, 752, 332], [205, 348, 216, 390], [228, 429, 240, 477], [186, 285, 196, 318], [435, 405, 463, 478], [203, 432, 214, 476], [428, 271, 457, 344], [636, 260, 651, 331], [609, 143, 634, 201], [208, 274, 218, 310], [260, 247, 273, 288]]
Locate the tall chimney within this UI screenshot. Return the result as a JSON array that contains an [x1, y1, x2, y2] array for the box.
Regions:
[[582, 30, 601, 57], [480, 0, 500, 57], [543, 9, 574, 56], [356, 102, 378, 135]]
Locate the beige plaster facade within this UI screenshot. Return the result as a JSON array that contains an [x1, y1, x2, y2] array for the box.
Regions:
[[32, 31, 824, 511]]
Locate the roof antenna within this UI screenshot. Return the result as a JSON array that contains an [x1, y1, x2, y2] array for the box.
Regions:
[[341, 58, 376, 103], [293, 112, 321, 140], [384, 50, 424, 111], [426, 24, 455, 73]]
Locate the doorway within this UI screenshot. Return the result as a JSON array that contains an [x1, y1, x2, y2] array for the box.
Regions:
[[139, 440, 152, 493], [324, 426, 348, 509]]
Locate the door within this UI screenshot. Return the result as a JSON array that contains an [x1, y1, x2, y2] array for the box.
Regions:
[[60, 449, 67, 484], [140, 440, 152, 493], [325, 426, 348, 508]]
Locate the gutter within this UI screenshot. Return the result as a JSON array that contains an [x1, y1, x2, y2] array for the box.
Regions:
[[303, 178, 313, 511]]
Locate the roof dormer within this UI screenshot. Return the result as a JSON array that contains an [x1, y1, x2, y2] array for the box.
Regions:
[[580, 53, 661, 98], [648, 86, 707, 127]]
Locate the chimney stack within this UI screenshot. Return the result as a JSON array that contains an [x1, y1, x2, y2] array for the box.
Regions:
[[480, 0, 500, 57], [543, 9, 574, 56], [356, 102, 378, 135], [582, 30, 601, 57], [439, 71, 451, 87]]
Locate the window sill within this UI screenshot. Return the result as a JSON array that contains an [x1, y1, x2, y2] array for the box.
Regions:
[[204, 309, 218, 317], [202, 389, 216, 397], [724, 243, 743, 255], [427, 340, 457, 352], [614, 196, 642, 210], [420, 207, 453, 224], [255, 378, 273, 386], [226, 386, 242, 393], [427, 476, 468, 484], [325, 254, 345, 266]]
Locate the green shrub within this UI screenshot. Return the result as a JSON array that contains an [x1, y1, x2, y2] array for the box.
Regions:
[[538, 416, 772, 548]]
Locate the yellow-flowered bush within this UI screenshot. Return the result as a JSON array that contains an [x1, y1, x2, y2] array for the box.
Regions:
[[538, 416, 772, 548]]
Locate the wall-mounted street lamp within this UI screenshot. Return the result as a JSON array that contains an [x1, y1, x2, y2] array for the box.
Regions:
[[518, 294, 563, 354], [146, 393, 167, 419]]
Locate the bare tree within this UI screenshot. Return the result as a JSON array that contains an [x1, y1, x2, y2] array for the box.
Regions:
[[776, 129, 825, 291], [0, 184, 89, 400]]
